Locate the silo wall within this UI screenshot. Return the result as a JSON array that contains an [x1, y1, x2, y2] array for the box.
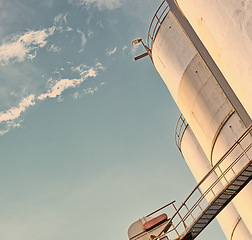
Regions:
[[152, 10, 252, 235], [175, 0, 252, 117]]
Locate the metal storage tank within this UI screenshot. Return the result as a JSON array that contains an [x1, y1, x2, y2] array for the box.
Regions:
[[175, 116, 251, 239], [128, 1, 252, 239], [147, 0, 252, 236], [175, 0, 252, 118]]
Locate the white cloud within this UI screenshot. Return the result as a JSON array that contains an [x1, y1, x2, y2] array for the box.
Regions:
[[0, 13, 75, 65], [106, 47, 117, 56], [68, 0, 123, 10], [57, 95, 64, 102], [73, 91, 81, 99], [38, 78, 82, 100], [38, 63, 103, 100], [95, 61, 106, 71], [0, 120, 22, 136], [0, 62, 105, 135], [47, 44, 61, 53], [88, 30, 94, 39], [83, 82, 105, 95], [0, 28, 55, 65], [0, 95, 35, 123], [54, 13, 68, 25], [71, 62, 105, 75], [77, 29, 87, 53], [0, 95, 35, 135], [54, 14, 73, 32], [73, 82, 105, 99]]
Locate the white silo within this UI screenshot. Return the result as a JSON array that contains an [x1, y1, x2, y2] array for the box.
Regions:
[[175, 117, 251, 239], [175, 0, 252, 117], [149, 1, 252, 236], [128, 0, 252, 239]]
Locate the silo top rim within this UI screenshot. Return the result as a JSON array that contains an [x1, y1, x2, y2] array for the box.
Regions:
[[147, 0, 170, 51]]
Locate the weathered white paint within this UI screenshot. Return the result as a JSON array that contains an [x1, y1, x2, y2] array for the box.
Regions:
[[151, 12, 196, 102], [211, 112, 252, 235], [180, 125, 252, 240], [176, 0, 252, 118], [152, 12, 242, 160], [174, 0, 252, 231], [152, 10, 252, 237]]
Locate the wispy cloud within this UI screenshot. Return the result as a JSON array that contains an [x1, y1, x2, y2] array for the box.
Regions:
[[38, 63, 103, 100], [0, 13, 73, 66], [77, 29, 87, 53], [73, 82, 105, 99], [0, 95, 35, 123], [83, 82, 105, 95], [47, 44, 61, 53], [0, 10, 107, 135], [106, 47, 117, 56], [0, 62, 105, 135], [0, 95, 36, 135], [0, 28, 55, 65], [68, 0, 123, 10], [54, 13, 73, 32], [38, 78, 83, 100], [87, 30, 94, 39], [72, 62, 105, 74]]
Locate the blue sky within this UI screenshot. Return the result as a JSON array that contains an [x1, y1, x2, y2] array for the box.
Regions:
[[0, 1, 225, 240]]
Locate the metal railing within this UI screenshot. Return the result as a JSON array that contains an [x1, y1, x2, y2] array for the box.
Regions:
[[175, 115, 188, 153], [130, 201, 180, 240], [147, 0, 170, 51], [170, 124, 251, 238], [134, 125, 252, 240]]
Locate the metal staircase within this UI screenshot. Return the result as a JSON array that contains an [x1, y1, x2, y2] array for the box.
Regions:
[[130, 125, 252, 240], [181, 159, 252, 239]]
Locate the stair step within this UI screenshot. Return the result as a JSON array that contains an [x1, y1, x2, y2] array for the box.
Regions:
[[196, 219, 208, 224], [215, 198, 226, 203], [220, 192, 232, 196], [231, 181, 244, 186], [246, 166, 252, 171], [240, 171, 251, 177], [208, 205, 222, 210], [178, 153, 252, 240], [228, 185, 240, 190], [236, 175, 249, 181]]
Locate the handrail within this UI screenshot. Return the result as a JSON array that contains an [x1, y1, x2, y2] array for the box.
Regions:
[[175, 115, 188, 153], [133, 125, 252, 240], [180, 142, 252, 225], [146, 200, 176, 217], [131, 201, 180, 240], [180, 124, 252, 206], [170, 124, 252, 236], [147, 0, 170, 51]]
